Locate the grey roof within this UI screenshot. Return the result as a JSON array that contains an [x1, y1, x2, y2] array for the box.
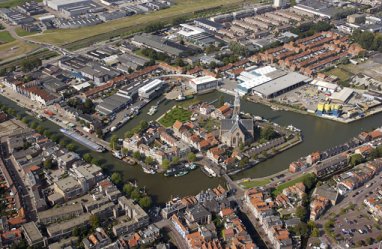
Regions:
[[221, 119, 253, 133], [132, 33, 190, 56], [22, 222, 43, 243], [252, 72, 310, 97], [188, 204, 211, 220], [194, 18, 223, 30]]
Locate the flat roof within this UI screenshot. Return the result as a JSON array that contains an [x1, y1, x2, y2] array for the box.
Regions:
[[22, 222, 43, 243], [38, 203, 83, 220], [138, 79, 163, 92], [311, 79, 338, 90], [252, 72, 310, 97], [330, 87, 354, 103], [190, 76, 217, 85]]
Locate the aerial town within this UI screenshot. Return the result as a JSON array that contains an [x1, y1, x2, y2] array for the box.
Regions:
[[0, 0, 382, 248]]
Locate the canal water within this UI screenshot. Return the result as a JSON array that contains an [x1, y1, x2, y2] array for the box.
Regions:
[[1, 91, 381, 203]]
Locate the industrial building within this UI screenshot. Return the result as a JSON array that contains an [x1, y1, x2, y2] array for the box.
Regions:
[[252, 72, 311, 98], [95, 90, 132, 116], [178, 24, 223, 47], [188, 76, 219, 93], [138, 79, 164, 99], [132, 33, 191, 57], [44, 0, 92, 11], [236, 66, 282, 95]]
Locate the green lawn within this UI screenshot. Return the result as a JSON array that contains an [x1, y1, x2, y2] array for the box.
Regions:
[[159, 107, 192, 127], [272, 173, 315, 196], [15, 27, 38, 37], [325, 68, 353, 82], [240, 179, 270, 189], [0, 0, 42, 8], [0, 31, 15, 43]]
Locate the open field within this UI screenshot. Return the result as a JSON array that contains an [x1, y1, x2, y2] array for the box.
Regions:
[[325, 67, 353, 83], [0, 31, 15, 43], [30, 0, 252, 46], [240, 178, 271, 189], [159, 106, 192, 127], [0, 40, 38, 63], [0, 0, 42, 8], [271, 173, 315, 196], [340, 54, 382, 82], [15, 27, 38, 37]]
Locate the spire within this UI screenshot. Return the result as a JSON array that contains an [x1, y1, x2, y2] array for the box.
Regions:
[[232, 90, 240, 121]]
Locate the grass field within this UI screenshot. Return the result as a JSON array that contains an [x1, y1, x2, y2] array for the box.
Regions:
[[0, 40, 38, 63], [159, 106, 192, 127], [15, 27, 38, 37], [0, 0, 42, 8], [271, 173, 315, 196], [325, 67, 353, 82], [30, 0, 251, 46], [0, 31, 15, 43], [240, 178, 271, 189]]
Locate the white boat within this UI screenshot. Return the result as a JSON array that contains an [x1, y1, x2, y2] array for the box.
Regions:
[[202, 166, 216, 177], [147, 105, 158, 115], [287, 125, 301, 133], [113, 151, 123, 159], [143, 167, 156, 174]]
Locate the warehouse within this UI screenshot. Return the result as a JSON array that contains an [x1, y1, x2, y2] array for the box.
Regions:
[[330, 87, 354, 104], [188, 76, 219, 93], [95, 91, 132, 116], [138, 79, 164, 99], [252, 72, 311, 98], [132, 33, 191, 57], [44, 0, 92, 10]]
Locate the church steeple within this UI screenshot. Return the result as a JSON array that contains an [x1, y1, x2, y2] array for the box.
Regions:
[[232, 90, 240, 121]]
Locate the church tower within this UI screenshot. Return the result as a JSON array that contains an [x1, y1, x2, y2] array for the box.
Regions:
[[232, 91, 240, 121]]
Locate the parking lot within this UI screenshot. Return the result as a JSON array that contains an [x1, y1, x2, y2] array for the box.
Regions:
[[317, 172, 382, 248]]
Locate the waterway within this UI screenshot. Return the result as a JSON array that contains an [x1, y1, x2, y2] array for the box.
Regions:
[[1, 91, 381, 203]]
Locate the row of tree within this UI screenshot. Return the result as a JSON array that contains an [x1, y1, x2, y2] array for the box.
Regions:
[[352, 30, 382, 52]]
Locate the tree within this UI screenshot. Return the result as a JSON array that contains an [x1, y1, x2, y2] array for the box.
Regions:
[[139, 120, 149, 131], [139, 196, 152, 209], [145, 156, 154, 165], [59, 140, 68, 147], [43, 158, 54, 169], [21, 117, 29, 124], [171, 156, 180, 165], [122, 147, 129, 156], [72, 227, 80, 236], [131, 189, 141, 200], [293, 222, 308, 236], [51, 134, 60, 143], [123, 184, 134, 196], [162, 159, 170, 170], [83, 153, 93, 163], [110, 135, 118, 150], [218, 95, 225, 106], [66, 143, 76, 151], [133, 151, 141, 160], [36, 125, 45, 134], [239, 157, 249, 168], [302, 174, 317, 190], [260, 126, 278, 140], [30, 121, 38, 129], [187, 152, 196, 162], [89, 214, 100, 229], [296, 206, 307, 221], [350, 154, 365, 166], [111, 172, 122, 185], [311, 228, 320, 237], [91, 158, 101, 166]]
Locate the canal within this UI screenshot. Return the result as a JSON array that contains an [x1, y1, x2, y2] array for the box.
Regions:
[[1, 91, 381, 203]]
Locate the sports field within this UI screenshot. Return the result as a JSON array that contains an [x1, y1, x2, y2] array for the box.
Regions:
[[30, 0, 250, 46]]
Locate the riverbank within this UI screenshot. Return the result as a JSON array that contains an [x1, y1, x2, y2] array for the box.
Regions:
[[246, 94, 382, 124]]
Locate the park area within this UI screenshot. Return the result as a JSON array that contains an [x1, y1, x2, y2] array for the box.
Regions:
[[0, 31, 15, 44], [159, 106, 192, 127]]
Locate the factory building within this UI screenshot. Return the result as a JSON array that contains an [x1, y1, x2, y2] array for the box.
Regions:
[[188, 76, 219, 93], [44, 0, 92, 11], [138, 79, 164, 100], [252, 72, 311, 98]]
